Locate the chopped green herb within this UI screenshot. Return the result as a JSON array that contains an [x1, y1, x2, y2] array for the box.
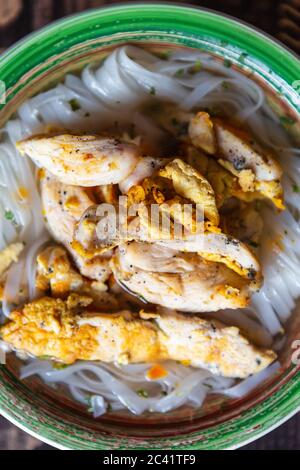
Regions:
[[4, 210, 14, 221], [239, 52, 248, 63], [38, 355, 53, 360], [189, 59, 202, 74], [280, 116, 296, 126], [249, 240, 259, 248], [136, 388, 149, 398], [205, 383, 213, 390], [149, 86, 156, 95], [52, 362, 69, 370], [86, 396, 93, 413], [223, 59, 232, 68], [156, 50, 170, 60], [175, 68, 184, 78], [69, 98, 81, 111], [222, 81, 230, 90], [293, 184, 300, 193], [161, 390, 168, 397], [107, 403, 112, 412]]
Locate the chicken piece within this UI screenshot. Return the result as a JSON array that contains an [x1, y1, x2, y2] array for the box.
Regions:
[[72, 165, 205, 257], [17, 133, 140, 186], [41, 172, 111, 283], [182, 144, 241, 208], [0, 242, 24, 276], [112, 241, 256, 311], [71, 156, 262, 284], [93, 184, 119, 205], [119, 156, 168, 194], [187, 115, 283, 209], [157, 233, 261, 284], [213, 120, 282, 181], [155, 310, 276, 377], [36, 245, 83, 295], [149, 103, 283, 208], [0, 294, 276, 377], [211, 120, 283, 209], [74, 197, 262, 284], [158, 158, 219, 226], [221, 203, 264, 246], [188, 111, 216, 154], [36, 245, 119, 311]]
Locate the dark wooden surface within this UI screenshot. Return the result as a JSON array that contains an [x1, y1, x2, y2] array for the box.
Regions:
[[0, 0, 299, 451]]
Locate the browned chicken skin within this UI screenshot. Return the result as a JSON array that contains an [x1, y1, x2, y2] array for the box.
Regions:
[[0, 294, 276, 378]]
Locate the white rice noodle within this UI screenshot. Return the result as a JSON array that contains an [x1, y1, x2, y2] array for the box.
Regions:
[[219, 361, 281, 398], [19, 359, 234, 416]]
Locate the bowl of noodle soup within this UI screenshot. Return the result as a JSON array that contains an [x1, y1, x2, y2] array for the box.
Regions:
[[0, 4, 300, 450]]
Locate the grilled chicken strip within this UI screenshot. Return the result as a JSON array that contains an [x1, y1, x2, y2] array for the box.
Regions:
[[149, 104, 283, 208], [17, 133, 140, 186], [158, 158, 219, 225], [221, 202, 264, 246], [41, 171, 111, 283], [36, 245, 120, 310], [119, 156, 168, 194], [157, 235, 261, 284], [212, 119, 284, 209], [74, 206, 261, 283], [112, 242, 256, 311], [0, 294, 276, 377]]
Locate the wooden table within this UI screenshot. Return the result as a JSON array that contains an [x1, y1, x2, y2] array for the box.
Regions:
[[0, 0, 299, 450]]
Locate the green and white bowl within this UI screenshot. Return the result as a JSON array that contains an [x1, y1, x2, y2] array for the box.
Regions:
[[0, 4, 300, 450]]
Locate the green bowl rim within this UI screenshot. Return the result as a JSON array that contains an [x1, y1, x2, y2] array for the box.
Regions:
[[0, 3, 299, 450]]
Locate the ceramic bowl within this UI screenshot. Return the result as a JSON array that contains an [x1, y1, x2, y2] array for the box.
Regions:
[[0, 4, 300, 450]]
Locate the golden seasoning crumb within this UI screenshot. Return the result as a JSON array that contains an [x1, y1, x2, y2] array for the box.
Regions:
[[38, 168, 46, 180], [146, 363, 168, 380], [64, 195, 80, 210], [109, 161, 119, 170], [180, 360, 191, 367], [271, 234, 284, 253], [17, 186, 29, 200]]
